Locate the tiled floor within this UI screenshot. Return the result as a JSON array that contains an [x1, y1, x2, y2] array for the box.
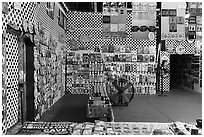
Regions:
[[40, 87, 202, 125]]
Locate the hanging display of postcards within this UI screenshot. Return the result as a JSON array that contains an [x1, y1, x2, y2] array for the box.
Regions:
[[33, 22, 65, 120], [187, 2, 202, 40], [102, 2, 127, 39], [132, 2, 157, 40]]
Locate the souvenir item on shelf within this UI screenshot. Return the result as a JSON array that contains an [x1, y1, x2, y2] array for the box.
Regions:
[[137, 55, 143, 62], [143, 46, 149, 54], [169, 9, 177, 16], [126, 54, 132, 62], [131, 26, 140, 32], [2, 2, 9, 14], [28, 21, 34, 34], [140, 26, 148, 32], [70, 38, 78, 51], [120, 45, 126, 53], [110, 6, 118, 16], [148, 26, 156, 32], [125, 46, 131, 53], [118, 24, 126, 32], [137, 46, 144, 54], [169, 24, 177, 32], [150, 55, 155, 62], [110, 24, 118, 32], [103, 7, 111, 15], [103, 24, 110, 32], [132, 55, 137, 62], [103, 32, 111, 39], [23, 20, 28, 32], [143, 55, 150, 62], [103, 16, 111, 23], [34, 22, 39, 35], [108, 44, 114, 53]]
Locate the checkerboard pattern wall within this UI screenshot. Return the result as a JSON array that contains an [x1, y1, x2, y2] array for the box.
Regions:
[[2, 2, 37, 134], [165, 40, 196, 54]]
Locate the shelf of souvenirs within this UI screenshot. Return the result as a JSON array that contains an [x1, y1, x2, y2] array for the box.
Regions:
[[16, 120, 202, 135], [68, 84, 156, 95]]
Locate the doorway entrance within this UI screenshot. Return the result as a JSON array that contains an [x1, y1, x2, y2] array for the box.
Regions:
[[170, 54, 194, 90], [18, 36, 35, 123]]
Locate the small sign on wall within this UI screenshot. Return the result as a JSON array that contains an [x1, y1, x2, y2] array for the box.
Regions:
[[14, 2, 22, 10], [2, 2, 9, 14], [148, 32, 155, 41], [176, 45, 185, 55]]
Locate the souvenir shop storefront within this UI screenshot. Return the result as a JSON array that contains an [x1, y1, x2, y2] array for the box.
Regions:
[[1, 2, 202, 135]]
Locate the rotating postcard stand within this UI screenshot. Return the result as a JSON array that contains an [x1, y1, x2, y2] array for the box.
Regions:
[[155, 44, 169, 96], [158, 60, 169, 96]]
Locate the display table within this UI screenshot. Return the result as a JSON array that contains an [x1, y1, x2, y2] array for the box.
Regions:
[[87, 83, 114, 122], [16, 121, 202, 135], [87, 96, 113, 122]]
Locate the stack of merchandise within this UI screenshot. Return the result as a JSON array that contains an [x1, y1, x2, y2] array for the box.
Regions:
[[169, 121, 202, 135], [18, 121, 180, 135]]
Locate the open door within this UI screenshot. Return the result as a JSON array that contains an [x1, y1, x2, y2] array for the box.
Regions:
[[18, 35, 35, 122]]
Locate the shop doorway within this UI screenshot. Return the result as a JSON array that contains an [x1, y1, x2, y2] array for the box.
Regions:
[[170, 54, 194, 90], [18, 36, 35, 123]]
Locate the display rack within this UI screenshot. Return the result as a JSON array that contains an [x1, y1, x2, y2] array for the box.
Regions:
[[16, 121, 201, 135], [33, 24, 65, 120], [66, 51, 105, 95], [103, 44, 157, 95]]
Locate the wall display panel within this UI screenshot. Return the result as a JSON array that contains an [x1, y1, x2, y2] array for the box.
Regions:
[[102, 2, 127, 39], [132, 11, 156, 40], [118, 8, 127, 23], [161, 17, 170, 33], [67, 10, 157, 95], [161, 2, 186, 40], [26, 2, 67, 121]]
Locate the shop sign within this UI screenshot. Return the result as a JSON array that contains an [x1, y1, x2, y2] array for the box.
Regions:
[[176, 45, 185, 55], [44, 128, 68, 133]]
